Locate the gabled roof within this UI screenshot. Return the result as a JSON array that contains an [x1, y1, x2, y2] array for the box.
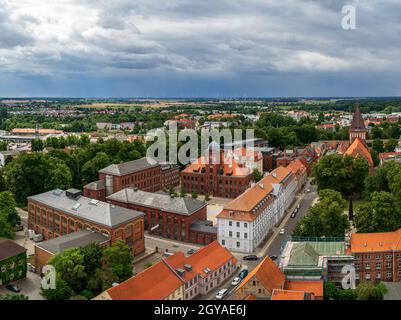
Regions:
[[99, 157, 159, 176], [271, 289, 309, 300], [35, 230, 109, 255], [289, 242, 319, 266], [28, 190, 144, 228], [0, 239, 26, 261], [165, 241, 237, 280], [344, 138, 374, 167], [350, 228, 401, 253], [236, 256, 285, 294], [84, 180, 105, 191], [285, 281, 324, 299], [106, 258, 184, 300], [287, 159, 307, 176], [107, 188, 207, 216]]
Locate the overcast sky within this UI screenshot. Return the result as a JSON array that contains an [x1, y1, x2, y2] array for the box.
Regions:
[[0, 0, 401, 98]]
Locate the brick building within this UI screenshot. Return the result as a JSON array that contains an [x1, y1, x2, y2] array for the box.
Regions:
[[350, 229, 401, 283], [34, 230, 110, 274], [97, 241, 237, 300], [107, 188, 216, 245], [181, 142, 253, 198], [27, 189, 145, 254], [83, 157, 180, 200]]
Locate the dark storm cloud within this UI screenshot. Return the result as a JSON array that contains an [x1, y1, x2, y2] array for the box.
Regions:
[[1, 0, 401, 97]]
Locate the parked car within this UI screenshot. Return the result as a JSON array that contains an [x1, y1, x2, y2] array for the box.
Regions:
[[270, 255, 278, 261], [231, 277, 242, 286], [5, 284, 21, 293], [239, 269, 249, 279], [306, 188, 311, 193], [187, 249, 196, 255], [243, 255, 259, 261], [297, 204, 301, 210], [12, 224, 24, 232], [291, 210, 297, 218], [215, 289, 228, 300], [279, 228, 285, 235]]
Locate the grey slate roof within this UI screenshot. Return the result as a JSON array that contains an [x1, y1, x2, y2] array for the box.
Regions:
[[36, 230, 109, 255], [84, 180, 105, 190], [107, 188, 207, 216], [28, 189, 144, 228], [190, 220, 217, 234], [0, 239, 26, 261], [99, 157, 159, 176]]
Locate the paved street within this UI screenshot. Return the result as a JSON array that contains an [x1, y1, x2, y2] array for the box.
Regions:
[[0, 270, 43, 300]]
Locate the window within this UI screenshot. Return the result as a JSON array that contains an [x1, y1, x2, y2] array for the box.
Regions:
[[365, 263, 371, 270], [376, 254, 382, 260], [386, 271, 392, 279], [376, 272, 381, 279], [365, 273, 371, 280], [229, 231, 232, 237], [387, 262, 392, 269], [355, 263, 360, 271], [229, 221, 232, 227], [244, 233, 248, 239], [221, 240, 225, 245], [236, 222, 240, 227], [236, 232, 240, 238], [244, 223, 248, 228], [376, 263, 381, 269], [236, 242, 240, 248]]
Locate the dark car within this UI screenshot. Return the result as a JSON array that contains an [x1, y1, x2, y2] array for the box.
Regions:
[[5, 284, 21, 293], [238, 269, 249, 279], [270, 255, 278, 261], [243, 255, 258, 261], [187, 249, 196, 255]]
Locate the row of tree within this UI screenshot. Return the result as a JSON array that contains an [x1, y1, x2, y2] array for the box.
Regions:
[[0, 138, 147, 206], [42, 241, 133, 300]]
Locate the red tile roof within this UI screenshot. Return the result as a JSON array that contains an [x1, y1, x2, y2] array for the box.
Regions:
[[350, 228, 401, 253], [165, 240, 237, 279], [106, 258, 183, 300], [271, 289, 308, 300], [284, 281, 323, 299], [344, 138, 374, 167], [218, 166, 293, 221], [236, 256, 285, 294]]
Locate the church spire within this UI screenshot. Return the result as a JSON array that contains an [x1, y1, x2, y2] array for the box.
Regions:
[[349, 103, 367, 143]]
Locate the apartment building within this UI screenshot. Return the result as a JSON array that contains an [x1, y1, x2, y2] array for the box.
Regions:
[[217, 166, 297, 253], [350, 229, 401, 283], [96, 241, 237, 300]]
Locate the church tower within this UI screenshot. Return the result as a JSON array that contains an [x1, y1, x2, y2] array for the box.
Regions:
[[349, 103, 367, 143]]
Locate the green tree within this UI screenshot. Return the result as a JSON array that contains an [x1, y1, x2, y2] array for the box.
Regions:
[[44, 158, 73, 191], [355, 282, 385, 300], [385, 139, 398, 152], [0, 216, 14, 239], [372, 139, 384, 153], [41, 275, 73, 300], [180, 186, 187, 197], [81, 152, 111, 183], [191, 191, 198, 199], [102, 240, 133, 282], [50, 248, 87, 293], [0, 191, 20, 227], [293, 189, 349, 237], [31, 139, 44, 152], [1, 294, 29, 300], [253, 169, 263, 182], [354, 192, 401, 233]]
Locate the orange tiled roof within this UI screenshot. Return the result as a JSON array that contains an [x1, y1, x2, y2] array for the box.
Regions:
[[106, 258, 183, 300], [344, 138, 374, 167], [284, 281, 323, 299], [165, 241, 237, 279], [182, 154, 252, 177], [379, 152, 401, 162], [236, 256, 285, 294], [244, 294, 256, 300], [11, 128, 63, 134], [218, 166, 293, 221], [271, 289, 307, 300], [287, 159, 307, 176], [350, 228, 401, 253]]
